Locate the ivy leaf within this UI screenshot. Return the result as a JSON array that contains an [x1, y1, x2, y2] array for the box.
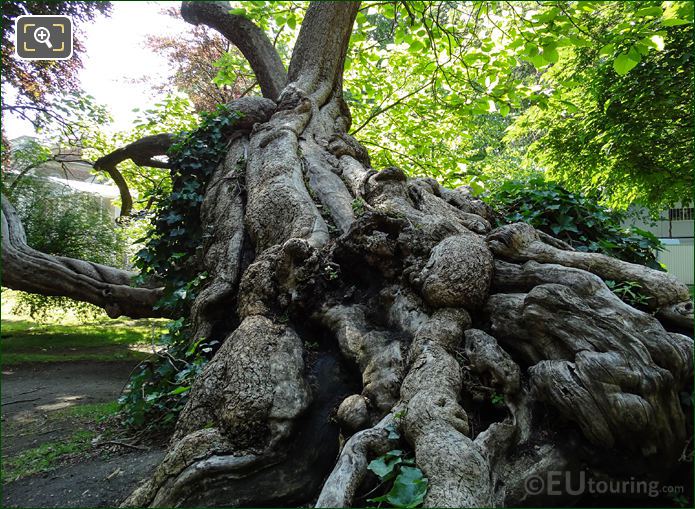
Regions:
[[367, 452, 403, 481], [386, 422, 401, 440], [385, 466, 428, 508]]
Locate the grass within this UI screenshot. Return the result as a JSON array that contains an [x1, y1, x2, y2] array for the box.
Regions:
[[52, 401, 121, 421], [1, 401, 121, 481], [0, 319, 164, 364], [1, 289, 170, 365], [2, 430, 97, 480]]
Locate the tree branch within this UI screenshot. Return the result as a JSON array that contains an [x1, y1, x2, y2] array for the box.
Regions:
[[287, 1, 360, 104], [1, 194, 167, 319], [181, 1, 287, 101], [93, 133, 174, 217]]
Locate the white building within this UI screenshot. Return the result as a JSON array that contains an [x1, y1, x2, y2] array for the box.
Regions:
[[629, 204, 694, 285], [7, 136, 122, 219]]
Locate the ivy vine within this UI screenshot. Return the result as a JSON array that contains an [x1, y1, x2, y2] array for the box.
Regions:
[[120, 105, 243, 430]]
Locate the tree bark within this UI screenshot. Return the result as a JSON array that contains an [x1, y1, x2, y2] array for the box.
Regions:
[[94, 133, 174, 217]]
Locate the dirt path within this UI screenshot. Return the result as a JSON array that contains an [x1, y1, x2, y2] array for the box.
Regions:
[[2, 362, 136, 454], [2, 449, 165, 508], [2, 361, 165, 507]]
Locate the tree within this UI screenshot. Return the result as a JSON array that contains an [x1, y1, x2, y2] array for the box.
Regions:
[[505, 1, 694, 209], [1, 1, 111, 132], [1, 2, 693, 507], [143, 6, 256, 113]]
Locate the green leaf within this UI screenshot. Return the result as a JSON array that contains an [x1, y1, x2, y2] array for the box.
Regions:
[[409, 40, 425, 53], [367, 453, 402, 480], [542, 44, 559, 64], [636, 6, 663, 17], [613, 52, 640, 75], [169, 386, 191, 395], [598, 43, 615, 56], [386, 466, 428, 508], [569, 36, 592, 47], [287, 16, 296, 30], [661, 18, 689, 26]]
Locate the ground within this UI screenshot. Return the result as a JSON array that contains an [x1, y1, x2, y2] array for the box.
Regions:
[[1, 297, 168, 508]]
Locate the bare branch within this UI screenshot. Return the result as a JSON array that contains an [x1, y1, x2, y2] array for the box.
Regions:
[[1, 194, 167, 319], [181, 1, 287, 101], [93, 133, 174, 217]]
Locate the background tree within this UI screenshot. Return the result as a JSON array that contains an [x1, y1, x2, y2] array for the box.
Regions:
[[1, 1, 111, 140], [505, 1, 694, 209], [142, 6, 256, 113], [1, 2, 693, 508]]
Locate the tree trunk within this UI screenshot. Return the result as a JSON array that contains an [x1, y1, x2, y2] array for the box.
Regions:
[[3, 1, 692, 507]]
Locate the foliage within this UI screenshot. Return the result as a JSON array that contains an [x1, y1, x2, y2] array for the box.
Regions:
[[104, 94, 200, 218], [490, 393, 505, 406], [133, 104, 241, 312], [117, 317, 216, 430], [604, 280, 652, 308], [368, 449, 429, 508], [352, 197, 366, 217], [337, 1, 693, 207], [5, 165, 130, 317], [145, 6, 254, 113], [121, 105, 242, 430], [485, 177, 663, 268], [226, 1, 305, 62], [505, 1, 693, 209], [363, 413, 429, 509]]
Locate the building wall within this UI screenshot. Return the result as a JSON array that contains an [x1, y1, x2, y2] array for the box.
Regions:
[[625, 204, 693, 286], [658, 239, 694, 285]]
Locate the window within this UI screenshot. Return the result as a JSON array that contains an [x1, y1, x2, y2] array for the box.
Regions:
[[668, 208, 694, 221]]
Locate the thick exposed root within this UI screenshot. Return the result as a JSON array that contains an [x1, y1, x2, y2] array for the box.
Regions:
[[486, 260, 692, 464], [488, 222, 690, 310], [315, 415, 395, 508]]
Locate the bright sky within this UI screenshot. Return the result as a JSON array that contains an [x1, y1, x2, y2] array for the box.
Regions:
[[5, 1, 189, 138]]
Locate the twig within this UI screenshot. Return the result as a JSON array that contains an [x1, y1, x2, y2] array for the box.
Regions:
[[1, 397, 41, 406], [94, 440, 150, 451], [15, 386, 47, 396]]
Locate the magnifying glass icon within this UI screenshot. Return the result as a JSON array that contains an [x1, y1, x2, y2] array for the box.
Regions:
[[34, 27, 52, 49]]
